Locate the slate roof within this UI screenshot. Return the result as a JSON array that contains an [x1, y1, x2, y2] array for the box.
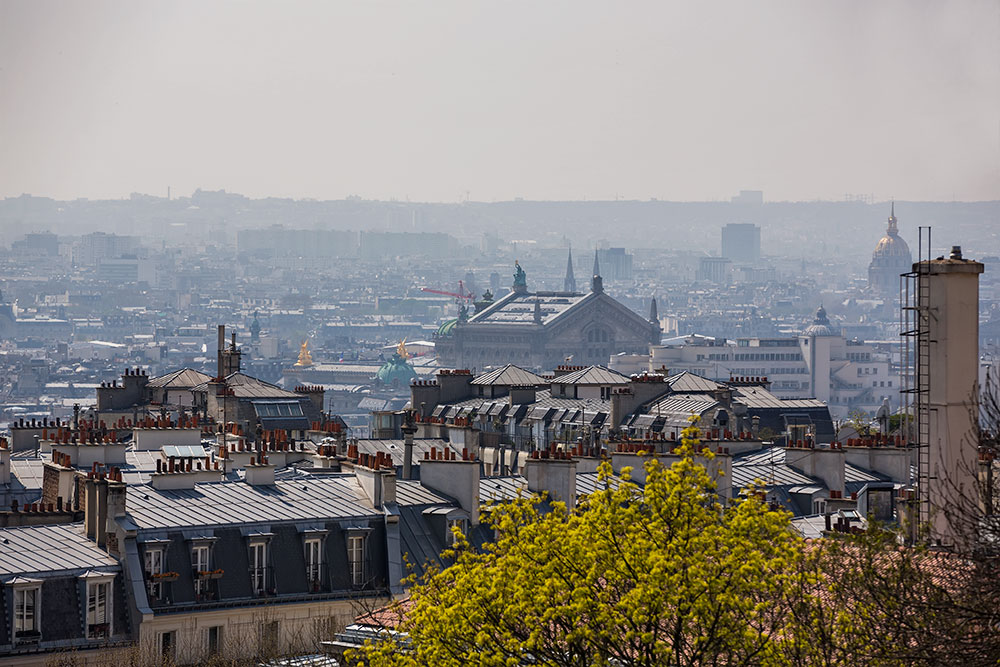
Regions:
[[555, 365, 629, 385], [147, 368, 213, 389], [0, 523, 120, 577], [471, 364, 548, 387], [125, 476, 380, 530]]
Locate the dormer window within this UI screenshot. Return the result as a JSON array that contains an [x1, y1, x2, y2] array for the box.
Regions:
[[305, 537, 323, 591], [80, 571, 115, 639], [192, 544, 210, 595], [347, 534, 366, 588], [446, 518, 468, 547], [8, 577, 42, 644], [144, 547, 164, 600], [249, 539, 271, 596]]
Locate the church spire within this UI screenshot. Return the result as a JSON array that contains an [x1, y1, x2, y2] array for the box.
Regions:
[[591, 250, 603, 293], [887, 200, 898, 235], [564, 247, 576, 293], [649, 295, 658, 323]]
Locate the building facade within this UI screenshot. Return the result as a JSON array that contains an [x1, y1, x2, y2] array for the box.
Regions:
[[434, 261, 660, 372]]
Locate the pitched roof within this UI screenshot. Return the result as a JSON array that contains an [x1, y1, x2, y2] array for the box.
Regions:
[[147, 368, 213, 389], [667, 371, 724, 393], [0, 523, 120, 577], [471, 364, 547, 387], [191, 372, 301, 399], [555, 365, 630, 385], [730, 385, 828, 409]]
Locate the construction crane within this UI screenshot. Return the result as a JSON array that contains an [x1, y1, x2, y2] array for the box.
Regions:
[[421, 280, 474, 304]]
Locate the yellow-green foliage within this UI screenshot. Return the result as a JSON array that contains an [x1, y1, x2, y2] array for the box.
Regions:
[[352, 419, 823, 666]]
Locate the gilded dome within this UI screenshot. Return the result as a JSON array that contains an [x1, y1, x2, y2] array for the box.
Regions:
[[871, 204, 912, 261]]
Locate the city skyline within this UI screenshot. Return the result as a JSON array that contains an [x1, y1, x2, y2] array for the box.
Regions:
[[2, 0, 998, 203]]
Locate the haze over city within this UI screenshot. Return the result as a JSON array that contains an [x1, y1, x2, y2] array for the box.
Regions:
[[2, 0, 999, 202], [1, 2, 999, 665]]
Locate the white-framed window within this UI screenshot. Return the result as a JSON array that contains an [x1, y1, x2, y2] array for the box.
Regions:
[[207, 625, 223, 654], [144, 547, 164, 599], [86, 579, 112, 639], [446, 518, 468, 547], [13, 585, 40, 641], [347, 535, 366, 587], [192, 544, 210, 595], [249, 541, 269, 595], [305, 538, 322, 588]]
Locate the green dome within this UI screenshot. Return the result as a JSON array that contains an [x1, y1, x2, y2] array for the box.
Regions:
[[376, 353, 418, 386], [436, 318, 459, 337]]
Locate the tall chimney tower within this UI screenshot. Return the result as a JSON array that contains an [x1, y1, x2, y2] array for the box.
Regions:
[[921, 245, 984, 546], [217, 325, 225, 379]]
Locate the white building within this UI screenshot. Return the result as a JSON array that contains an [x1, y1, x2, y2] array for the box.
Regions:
[[616, 306, 896, 419]]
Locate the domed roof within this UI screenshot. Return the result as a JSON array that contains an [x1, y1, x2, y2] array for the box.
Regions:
[[803, 305, 837, 337], [872, 204, 912, 261], [375, 352, 418, 386], [436, 318, 459, 337]]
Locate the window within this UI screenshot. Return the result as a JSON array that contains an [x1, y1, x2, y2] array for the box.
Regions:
[[305, 538, 322, 590], [207, 625, 223, 654], [159, 630, 176, 659], [86, 580, 111, 638], [13, 586, 40, 641], [145, 548, 164, 599], [192, 544, 210, 595], [347, 535, 366, 587], [250, 541, 269, 595], [446, 518, 467, 547], [205, 625, 222, 653]]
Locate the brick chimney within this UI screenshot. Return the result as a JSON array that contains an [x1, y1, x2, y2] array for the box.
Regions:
[[354, 452, 396, 510]]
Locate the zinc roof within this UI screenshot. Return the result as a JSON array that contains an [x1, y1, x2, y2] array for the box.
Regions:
[[190, 372, 301, 399], [0, 523, 120, 577], [731, 386, 827, 409], [667, 372, 724, 393], [472, 364, 547, 387], [126, 476, 379, 530], [395, 480, 455, 506], [147, 368, 213, 389], [355, 439, 457, 467], [554, 365, 629, 385]]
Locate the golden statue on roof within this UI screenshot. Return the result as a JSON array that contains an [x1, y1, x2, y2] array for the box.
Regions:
[[397, 338, 409, 360], [295, 339, 313, 367]]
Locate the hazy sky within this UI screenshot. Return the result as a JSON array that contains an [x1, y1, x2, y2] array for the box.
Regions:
[[2, 1, 998, 202]]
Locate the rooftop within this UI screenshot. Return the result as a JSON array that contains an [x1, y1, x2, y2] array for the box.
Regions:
[[0, 523, 120, 577]]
